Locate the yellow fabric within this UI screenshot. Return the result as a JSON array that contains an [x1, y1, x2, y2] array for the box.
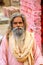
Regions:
[[9, 31, 34, 65]]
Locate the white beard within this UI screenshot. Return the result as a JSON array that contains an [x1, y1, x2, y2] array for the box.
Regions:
[[12, 27, 24, 38], [13, 31, 25, 52]]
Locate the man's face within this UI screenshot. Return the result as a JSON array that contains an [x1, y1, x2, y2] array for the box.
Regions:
[[12, 16, 24, 37], [12, 16, 24, 28]]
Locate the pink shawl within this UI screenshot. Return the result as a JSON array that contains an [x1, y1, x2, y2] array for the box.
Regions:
[[0, 35, 43, 65]]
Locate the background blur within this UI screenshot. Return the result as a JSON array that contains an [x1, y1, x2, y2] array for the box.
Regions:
[[0, 0, 20, 36], [0, 0, 41, 51]]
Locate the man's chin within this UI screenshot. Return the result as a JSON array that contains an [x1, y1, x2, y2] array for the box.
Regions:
[[14, 32, 23, 37]]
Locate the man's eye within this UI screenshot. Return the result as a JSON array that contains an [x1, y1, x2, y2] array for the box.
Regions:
[[13, 22, 17, 24], [13, 22, 23, 24], [19, 22, 23, 24]]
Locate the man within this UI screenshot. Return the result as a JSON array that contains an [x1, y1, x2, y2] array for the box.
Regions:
[[0, 12, 42, 65]]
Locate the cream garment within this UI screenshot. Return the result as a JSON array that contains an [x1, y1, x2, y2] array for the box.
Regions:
[[9, 31, 34, 65]]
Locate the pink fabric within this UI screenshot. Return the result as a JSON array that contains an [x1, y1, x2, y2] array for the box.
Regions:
[[0, 35, 43, 65]]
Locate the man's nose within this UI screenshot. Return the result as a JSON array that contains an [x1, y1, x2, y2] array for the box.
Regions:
[[17, 23, 20, 26]]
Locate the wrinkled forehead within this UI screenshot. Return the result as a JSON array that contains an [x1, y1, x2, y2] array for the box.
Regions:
[[13, 16, 23, 22]]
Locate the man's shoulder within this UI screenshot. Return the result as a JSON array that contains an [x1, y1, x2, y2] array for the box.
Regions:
[[26, 31, 34, 38], [1, 35, 8, 45], [26, 31, 34, 35]]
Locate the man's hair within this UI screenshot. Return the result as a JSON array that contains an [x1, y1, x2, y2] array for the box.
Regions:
[[6, 12, 27, 39]]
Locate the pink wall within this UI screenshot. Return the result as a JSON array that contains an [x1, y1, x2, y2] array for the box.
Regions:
[[20, 0, 41, 49]]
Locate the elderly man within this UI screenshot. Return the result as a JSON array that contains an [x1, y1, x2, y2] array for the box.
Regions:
[[0, 12, 42, 65]]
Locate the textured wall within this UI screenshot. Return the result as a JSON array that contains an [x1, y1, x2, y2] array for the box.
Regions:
[[20, 0, 41, 49], [3, 0, 10, 6]]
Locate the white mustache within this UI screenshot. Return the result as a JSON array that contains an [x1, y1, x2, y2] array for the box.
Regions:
[[13, 27, 23, 31]]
